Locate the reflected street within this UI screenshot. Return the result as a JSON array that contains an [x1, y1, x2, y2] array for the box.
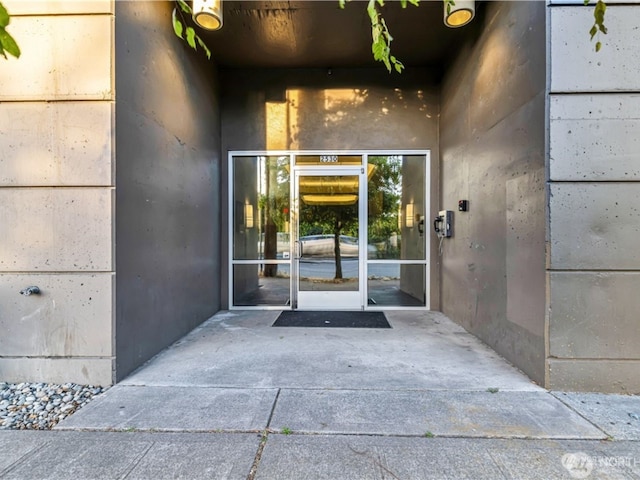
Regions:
[[271, 259, 400, 279]]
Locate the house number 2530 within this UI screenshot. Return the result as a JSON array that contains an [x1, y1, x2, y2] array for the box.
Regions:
[[320, 155, 338, 163]]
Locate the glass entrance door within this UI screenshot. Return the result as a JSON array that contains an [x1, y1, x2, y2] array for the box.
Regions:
[[294, 169, 365, 310]]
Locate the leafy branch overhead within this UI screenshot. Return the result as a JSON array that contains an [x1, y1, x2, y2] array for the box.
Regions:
[[339, 0, 607, 72], [586, 0, 607, 52], [172, 0, 211, 59], [0, 2, 20, 59], [339, 0, 426, 73], [0, 0, 611, 64]]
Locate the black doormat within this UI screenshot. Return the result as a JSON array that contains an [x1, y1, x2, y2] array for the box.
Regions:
[[273, 311, 391, 328]]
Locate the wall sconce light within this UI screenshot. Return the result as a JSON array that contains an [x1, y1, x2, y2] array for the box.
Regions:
[[405, 203, 415, 228], [193, 0, 223, 30], [244, 203, 254, 229], [444, 0, 475, 28]]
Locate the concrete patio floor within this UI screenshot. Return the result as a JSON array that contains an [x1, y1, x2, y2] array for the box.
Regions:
[[2, 310, 639, 479]]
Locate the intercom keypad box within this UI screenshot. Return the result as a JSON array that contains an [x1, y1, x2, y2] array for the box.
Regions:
[[434, 210, 453, 238]]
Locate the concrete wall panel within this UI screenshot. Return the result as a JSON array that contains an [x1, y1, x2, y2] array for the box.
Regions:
[[549, 183, 640, 270], [0, 273, 113, 356], [548, 1, 640, 393], [0, 358, 113, 386], [0, 102, 114, 186], [548, 360, 640, 394], [3, 0, 113, 15], [549, 272, 640, 359], [550, 6, 640, 92], [0, 15, 113, 101], [0, 188, 113, 272], [550, 94, 640, 181]]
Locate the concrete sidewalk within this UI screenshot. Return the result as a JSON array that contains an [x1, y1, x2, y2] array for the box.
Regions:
[[2, 310, 639, 479]]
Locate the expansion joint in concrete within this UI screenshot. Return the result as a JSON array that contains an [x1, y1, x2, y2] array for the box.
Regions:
[[118, 442, 155, 480], [247, 388, 281, 480]]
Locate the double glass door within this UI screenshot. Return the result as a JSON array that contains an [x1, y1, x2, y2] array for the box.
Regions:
[[293, 169, 365, 310]]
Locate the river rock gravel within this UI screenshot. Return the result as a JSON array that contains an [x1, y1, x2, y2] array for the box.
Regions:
[[0, 382, 105, 430]]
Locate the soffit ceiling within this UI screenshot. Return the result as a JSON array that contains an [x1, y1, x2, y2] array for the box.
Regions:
[[201, 1, 473, 69]]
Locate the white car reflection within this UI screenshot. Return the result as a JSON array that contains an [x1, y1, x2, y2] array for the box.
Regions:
[[300, 235, 359, 257]]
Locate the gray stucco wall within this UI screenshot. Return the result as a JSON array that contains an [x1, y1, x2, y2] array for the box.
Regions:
[[220, 68, 441, 309], [439, 2, 547, 384], [114, 1, 221, 381]]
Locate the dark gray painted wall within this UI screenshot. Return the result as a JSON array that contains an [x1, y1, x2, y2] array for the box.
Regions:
[[220, 68, 441, 309], [439, 2, 546, 384], [115, 1, 221, 381]]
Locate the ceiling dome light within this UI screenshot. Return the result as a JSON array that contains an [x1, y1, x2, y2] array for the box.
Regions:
[[444, 0, 475, 28], [193, 0, 223, 31]]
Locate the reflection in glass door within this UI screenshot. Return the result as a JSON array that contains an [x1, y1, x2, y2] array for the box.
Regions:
[[294, 170, 364, 310]]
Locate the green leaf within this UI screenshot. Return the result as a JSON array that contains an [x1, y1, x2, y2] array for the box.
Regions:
[[0, 27, 20, 58], [367, 5, 378, 24], [196, 35, 211, 59], [185, 26, 197, 49], [176, 0, 192, 15], [172, 9, 184, 39], [372, 38, 385, 59], [0, 2, 10, 28], [587, 0, 608, 52], [390, 56, 404, 74], [446, 0, 455, 15], [0, 42, 6, 59]]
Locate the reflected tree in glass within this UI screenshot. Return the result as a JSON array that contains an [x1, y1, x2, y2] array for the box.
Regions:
[[260, 156, 290, 276], [368, 156, 402, 259], [299, 179, 359, 280]]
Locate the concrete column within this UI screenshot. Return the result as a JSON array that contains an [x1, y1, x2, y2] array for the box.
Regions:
[[547, 1, 640, 392], [0, 1, 115, 385]]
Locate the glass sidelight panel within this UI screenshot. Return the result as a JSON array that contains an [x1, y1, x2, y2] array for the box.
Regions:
[[297, 174, 360, 294], [367, 155, 426, 260], [233, 155, 290, 261], [367, 263, 426, 307], [233, 263, 290, 306], [366, 153, 428, 309]]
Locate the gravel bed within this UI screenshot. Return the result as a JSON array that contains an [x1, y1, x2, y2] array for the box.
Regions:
[[0, 382, 106, 430]]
